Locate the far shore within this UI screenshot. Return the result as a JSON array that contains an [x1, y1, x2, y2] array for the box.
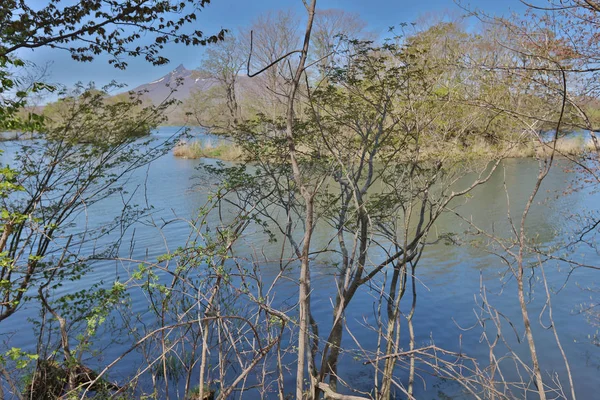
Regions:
[[173, 135, 598, 162]]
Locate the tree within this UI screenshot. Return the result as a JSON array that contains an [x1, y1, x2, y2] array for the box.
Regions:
[[0, 0, 224, 321], [451, 2, 600, 398], [311, 9, 368, 77], [1, 0, 225, 133], [0, 0, 224, 68], [244, 9, 302, 119], [214, 17, 529, 399], [0, 0, 226, 396], [186, 34, 247, 131]]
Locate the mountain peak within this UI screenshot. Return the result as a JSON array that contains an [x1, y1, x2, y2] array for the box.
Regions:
[[173, 64, 188, 74], [129, 63, 215, 104]]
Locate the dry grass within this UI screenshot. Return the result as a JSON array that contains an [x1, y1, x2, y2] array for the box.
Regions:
[[503, 136, 595, 158], [173, 140, 203, 159], [173, 135, 596, 162], [173, 139, 244, 161], [585, 138, 599, 152], [536, 136, 592, 157]]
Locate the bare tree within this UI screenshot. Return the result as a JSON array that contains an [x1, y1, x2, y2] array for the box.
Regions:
[[191, 34, 247, 130], [243, 9, 302, 119], [311, 9, 368, 77]]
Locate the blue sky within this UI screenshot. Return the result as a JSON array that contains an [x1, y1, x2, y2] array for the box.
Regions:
[[20, 0, 528, 91]]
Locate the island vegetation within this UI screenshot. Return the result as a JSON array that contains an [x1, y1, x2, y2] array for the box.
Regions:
[[0, 0, 600, 399], [173, 139, 243, 160]]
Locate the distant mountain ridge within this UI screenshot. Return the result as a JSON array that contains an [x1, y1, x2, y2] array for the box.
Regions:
[[124, 64, 263, 125], [128, 64, 219, 104]]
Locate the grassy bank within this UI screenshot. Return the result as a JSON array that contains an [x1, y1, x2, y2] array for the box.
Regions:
[[173, 135, 597, 163], [505, 136, 597, 158], [173, 139, 244, 161]]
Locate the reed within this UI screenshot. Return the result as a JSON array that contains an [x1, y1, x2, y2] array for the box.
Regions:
[[173, 139, 244, 160]]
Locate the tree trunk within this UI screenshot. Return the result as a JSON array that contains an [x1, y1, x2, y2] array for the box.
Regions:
[[517, 269, 546, 400], [285, 1, 317, 398]]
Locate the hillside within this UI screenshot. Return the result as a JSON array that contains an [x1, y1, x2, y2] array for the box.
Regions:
[[129, 64, 218, 104], [125, 64, 263, 125]]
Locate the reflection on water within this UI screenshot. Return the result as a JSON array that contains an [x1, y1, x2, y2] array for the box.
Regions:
[[1, 127, 598, 398]]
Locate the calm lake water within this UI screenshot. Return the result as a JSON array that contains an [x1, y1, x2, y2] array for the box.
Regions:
[[1, 126, 599, 399]]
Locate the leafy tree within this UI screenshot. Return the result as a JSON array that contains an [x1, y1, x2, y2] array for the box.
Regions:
[[0, 0, 226, 396], [209, 19, 528, 399], [0, 0, 224, 68]]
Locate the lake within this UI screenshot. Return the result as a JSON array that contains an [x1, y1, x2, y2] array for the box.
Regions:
[[1, 126, 598, 399]]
